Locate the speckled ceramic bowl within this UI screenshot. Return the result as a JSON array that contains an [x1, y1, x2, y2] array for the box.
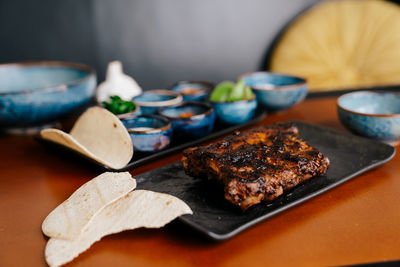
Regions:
[[337, 91, 400, 142], [132, 90, 182, 115], [240, 72, 308, 111], [0, 61, 96, 127], [159, 101, 215, 140], [121, 114, 172, 152], [209, 96, 257, 125], [170, 80, 215, 101]]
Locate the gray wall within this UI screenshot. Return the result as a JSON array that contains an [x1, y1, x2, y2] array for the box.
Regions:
[[0, 0, 318, 90]]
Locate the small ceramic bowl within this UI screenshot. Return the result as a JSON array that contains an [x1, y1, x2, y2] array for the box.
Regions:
[[0, 61, 96, 127], [240, 72, 308, 111], [121, 114, 172, 152], [337, 91, 400, 142], [159, 101, 215, 140], [170, 80, 215, 101], [132, 89, 183, 115], [209, 96, 258, 125]]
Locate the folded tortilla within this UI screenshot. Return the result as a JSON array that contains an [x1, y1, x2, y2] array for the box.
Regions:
[[42, 172, 136, 240], [45, 190, 192, 267], [40, 106, 133, 170]]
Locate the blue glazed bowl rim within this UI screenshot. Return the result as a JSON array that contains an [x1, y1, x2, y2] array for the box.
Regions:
[[133, 89, 182, 107], [122, 114, 172, 134], [0, 61, 96, 96], [238, 71, 307, 91], [169, 80, 215, 95], [337, 91, 400, 118], [158, 101, 214, 120]]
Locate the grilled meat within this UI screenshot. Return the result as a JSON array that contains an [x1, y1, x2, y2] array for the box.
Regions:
[[181, 122, 330, 210]]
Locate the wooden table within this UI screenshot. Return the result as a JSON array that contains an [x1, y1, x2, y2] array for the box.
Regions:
[[1, 97, 399, 267]]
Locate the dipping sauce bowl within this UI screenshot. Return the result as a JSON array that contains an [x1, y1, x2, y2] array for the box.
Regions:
[[337, 91, 400, 142], [132, 89, 182, 115], [240, 72, 308, 111], [170, 80, 214, 101], [159, 101, 215, 140], [121, 114, 172, 152]]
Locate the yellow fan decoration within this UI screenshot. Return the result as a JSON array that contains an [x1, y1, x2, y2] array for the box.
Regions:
[[269, 0, 400, 92]]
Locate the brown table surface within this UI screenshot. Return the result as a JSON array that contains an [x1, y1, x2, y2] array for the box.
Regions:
[[1, 96, 399, 267]]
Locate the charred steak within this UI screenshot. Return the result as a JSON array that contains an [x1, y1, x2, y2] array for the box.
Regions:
[[181, 122, 330, 210]]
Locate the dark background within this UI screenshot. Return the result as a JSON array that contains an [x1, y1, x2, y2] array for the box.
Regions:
[[0, 0, 318, 90]]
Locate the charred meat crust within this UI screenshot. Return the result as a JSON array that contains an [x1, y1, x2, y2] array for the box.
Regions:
[[181, 122, 330, 211]]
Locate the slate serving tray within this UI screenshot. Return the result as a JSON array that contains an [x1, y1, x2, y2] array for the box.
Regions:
[[134, 120, 396, 241], [37, 109, 266, 171]]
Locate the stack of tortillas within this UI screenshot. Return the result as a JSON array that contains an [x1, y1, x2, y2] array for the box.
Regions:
[[42, 172, 192, 267], [40, 106, 133, 170]]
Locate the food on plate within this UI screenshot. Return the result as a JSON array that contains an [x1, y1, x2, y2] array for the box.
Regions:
[[102, 95, 136, 115], [40, 106, 133, 169], [181, 122, 330, 210], [210, 80, 254, 102], [42, 172, 136, 240], [45, 190, 192, 267]]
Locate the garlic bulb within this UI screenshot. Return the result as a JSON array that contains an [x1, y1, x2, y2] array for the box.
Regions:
[[96, 61, 143, 103]]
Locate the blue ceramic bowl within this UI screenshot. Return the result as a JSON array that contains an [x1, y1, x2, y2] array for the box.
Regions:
[[0, 61, 96, 127], [121, 114, 172, 152], [337, 91, 400, 142], [159, 101, 215, 139], [240, 72, 308, 111], [170, 80, 215, 101], [210, 96, 257, 125], [132, 89, 182, 115]]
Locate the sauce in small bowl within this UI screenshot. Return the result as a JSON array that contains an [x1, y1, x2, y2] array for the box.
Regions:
[[121, 114, 172, 152], [159, 101, 215, 140], [170, 80, 214, 101], [133, 89, 182, 115]]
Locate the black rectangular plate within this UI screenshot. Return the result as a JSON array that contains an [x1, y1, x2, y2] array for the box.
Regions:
[[133, 120, 395, 241], [37, 109, 266, 171]]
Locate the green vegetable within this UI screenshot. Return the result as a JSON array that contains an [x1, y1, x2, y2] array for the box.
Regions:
[[210, 80, 254, 102], [210, 81, 235, 102], [229, 80, 247, 101], [102, 95, 136, 115], [244, 84, 254, 100]]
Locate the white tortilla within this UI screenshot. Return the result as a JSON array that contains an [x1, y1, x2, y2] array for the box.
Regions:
[[40, 107, 133, 169], [42, 172, 136, 240], [45, 190, 192, 267]]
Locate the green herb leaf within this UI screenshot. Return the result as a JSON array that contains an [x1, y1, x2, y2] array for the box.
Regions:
[[102, 95, 136, 115]]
